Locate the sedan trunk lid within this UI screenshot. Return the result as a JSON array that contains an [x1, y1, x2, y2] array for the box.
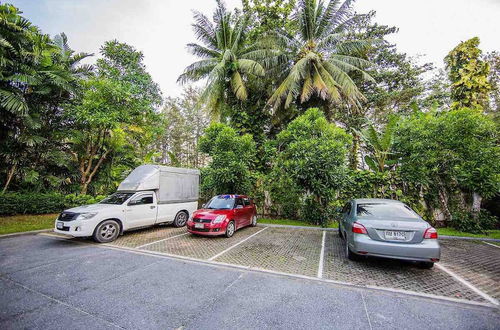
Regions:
[[356, 218, 429, 244]]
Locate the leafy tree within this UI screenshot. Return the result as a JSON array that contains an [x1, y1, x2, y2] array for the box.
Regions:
[[270, 108, 351, 225], [242, 0, 296, 42], [0, 4, 92, 193], [265, 0, 373, 110], [178, 0, 265, 117], [484, 51, 500, 116], [157, 87, 210, 168], [67, 41, 161, 194], [445, 37, 491, 111], [198, 123, 256, 197], [394, 108, 499, 227]]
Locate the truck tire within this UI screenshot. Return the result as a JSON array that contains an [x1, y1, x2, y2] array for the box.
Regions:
[[93, 220, 120, 243], [173, 211, 188, 227]]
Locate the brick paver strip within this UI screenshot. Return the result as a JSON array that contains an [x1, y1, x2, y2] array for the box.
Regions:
[[439, 239, 500, 300], [322, 232, 487, 303], [141, 226, 262, 260], [109, 225, 186, 248], [214, 227, 323, 277]]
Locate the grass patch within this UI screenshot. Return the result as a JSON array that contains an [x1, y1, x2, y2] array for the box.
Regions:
[[437, 227, 500, 239], [0, 214, 57, 235], [258, 217, 338, 228]]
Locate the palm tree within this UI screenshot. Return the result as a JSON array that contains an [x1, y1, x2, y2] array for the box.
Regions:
[[178, 0, 265, 117], [265, 0, 374, 110]]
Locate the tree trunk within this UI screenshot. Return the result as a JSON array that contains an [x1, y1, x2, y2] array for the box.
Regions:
[[349, 133, 360, 169], [471, 192, 482, 218], [2, 164, 17, 194], [438, 188, 452, 225], [80, 181, 89, 195]]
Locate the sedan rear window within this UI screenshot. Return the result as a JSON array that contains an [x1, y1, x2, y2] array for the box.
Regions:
[[356, 203, 418, 218]]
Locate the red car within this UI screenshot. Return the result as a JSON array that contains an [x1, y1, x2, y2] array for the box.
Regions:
[[187, 195, 257, 237]]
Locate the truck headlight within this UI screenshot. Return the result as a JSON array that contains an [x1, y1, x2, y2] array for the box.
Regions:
[[76, 212, 97, 220], [213, 215, 226, 224]]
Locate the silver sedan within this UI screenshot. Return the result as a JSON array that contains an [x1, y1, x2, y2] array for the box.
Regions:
[[338, 199, 440, 269]]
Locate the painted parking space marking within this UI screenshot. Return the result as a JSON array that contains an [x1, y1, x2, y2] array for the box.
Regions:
[[435, 263, 499, 306], [317, 230, 326, 278], [136, 232, 189, 249], [208, 227, 268, 261], [140, 226, 263, 260], [482, 241, 500, 249]]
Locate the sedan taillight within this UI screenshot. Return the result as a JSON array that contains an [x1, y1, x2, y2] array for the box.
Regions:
[[424, 227, 438, 239], [352, 222, 368, 234]]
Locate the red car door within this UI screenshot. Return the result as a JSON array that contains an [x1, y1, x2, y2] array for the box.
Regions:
[[242, 197, 253, 226], [233, 197, 245, 229]]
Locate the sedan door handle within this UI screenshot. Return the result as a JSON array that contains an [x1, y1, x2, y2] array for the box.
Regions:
[[150, 206, 156, 209]]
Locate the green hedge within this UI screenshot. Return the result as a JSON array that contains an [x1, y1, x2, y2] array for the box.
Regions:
[[0, 193, 106, 216]]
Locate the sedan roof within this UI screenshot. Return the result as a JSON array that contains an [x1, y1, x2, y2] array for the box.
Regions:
[[353, 198, 402, 204]]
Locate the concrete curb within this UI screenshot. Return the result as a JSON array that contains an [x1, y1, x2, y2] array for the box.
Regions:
[[439, 235, 500, 242], [0, 229, 53, 239], [257, 223, 500, 242]]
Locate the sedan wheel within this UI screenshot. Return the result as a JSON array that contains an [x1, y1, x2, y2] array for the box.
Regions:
[[345, 240, 358, 261], [225, 221, 235, 238], [93, 220, 120, 243]]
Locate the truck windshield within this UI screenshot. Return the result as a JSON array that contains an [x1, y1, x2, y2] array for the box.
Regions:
[[100, 193, 134, 205], [205, 196, 235, 209]]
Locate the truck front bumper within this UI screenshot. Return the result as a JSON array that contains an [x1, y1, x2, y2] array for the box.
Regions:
[[54, 219, 95, 237]]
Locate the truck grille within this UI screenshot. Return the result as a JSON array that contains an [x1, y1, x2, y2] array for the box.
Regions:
[[58, 212, 78, 222]]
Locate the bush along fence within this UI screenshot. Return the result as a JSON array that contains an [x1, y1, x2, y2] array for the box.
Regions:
[[0, 193, 105, 216]]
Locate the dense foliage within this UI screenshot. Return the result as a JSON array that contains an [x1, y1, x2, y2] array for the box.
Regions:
[[1, 1, 498, 232]]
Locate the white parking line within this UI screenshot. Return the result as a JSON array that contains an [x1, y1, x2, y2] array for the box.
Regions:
[[136, 233, 188, 249], [435, 263, 499, 306], [317, 231, 326, 278], [208, 227, 269, 261], [482, 241, 500, 249]]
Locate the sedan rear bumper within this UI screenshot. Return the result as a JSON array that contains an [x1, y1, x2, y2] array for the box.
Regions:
[[351, 234, 441, 262]]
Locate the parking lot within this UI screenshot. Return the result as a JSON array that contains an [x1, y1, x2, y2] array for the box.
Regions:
[[44, 223, 500, 306]]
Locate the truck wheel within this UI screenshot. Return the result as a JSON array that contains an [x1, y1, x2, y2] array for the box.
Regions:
[[225, 221, 235, 238], [93, 220, 120, 243], [173, 211, 188, 227]]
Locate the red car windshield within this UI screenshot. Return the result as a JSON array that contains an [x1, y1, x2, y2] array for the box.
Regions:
[[205, 196, 235, 209]]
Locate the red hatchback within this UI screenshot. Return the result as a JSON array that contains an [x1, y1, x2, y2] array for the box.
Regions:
[[187, 195, 257, 237]]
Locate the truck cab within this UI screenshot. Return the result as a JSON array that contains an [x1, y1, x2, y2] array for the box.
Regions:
[[54, 165, 199, 243]]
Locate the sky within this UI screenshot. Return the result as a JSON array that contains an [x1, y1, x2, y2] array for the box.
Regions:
[[9, 0, 500, 98]]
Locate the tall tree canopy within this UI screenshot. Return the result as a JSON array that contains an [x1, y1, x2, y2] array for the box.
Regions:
[[178, 0, 265, 117], [265, 0, 374, 110], [445, 37, 491, 111]]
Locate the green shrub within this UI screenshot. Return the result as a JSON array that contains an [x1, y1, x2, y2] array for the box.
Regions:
[[450, 209, 498, 233], [0, 192, 105, 216]]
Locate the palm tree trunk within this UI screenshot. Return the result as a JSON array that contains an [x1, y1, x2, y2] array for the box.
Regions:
[[349, 133, 360, 169], [2, 164, 17, 194]]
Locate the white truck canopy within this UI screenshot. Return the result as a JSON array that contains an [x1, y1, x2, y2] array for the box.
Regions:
[[117, 165, 200, 203]]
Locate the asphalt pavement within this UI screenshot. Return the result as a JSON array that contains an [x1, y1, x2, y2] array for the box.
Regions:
[[0, 234, 499, 329]]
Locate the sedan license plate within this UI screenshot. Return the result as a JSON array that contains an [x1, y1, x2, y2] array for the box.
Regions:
[[194, 223, 204, 229], [56, 222, 64, 229], [385, 230, 406, 241]]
